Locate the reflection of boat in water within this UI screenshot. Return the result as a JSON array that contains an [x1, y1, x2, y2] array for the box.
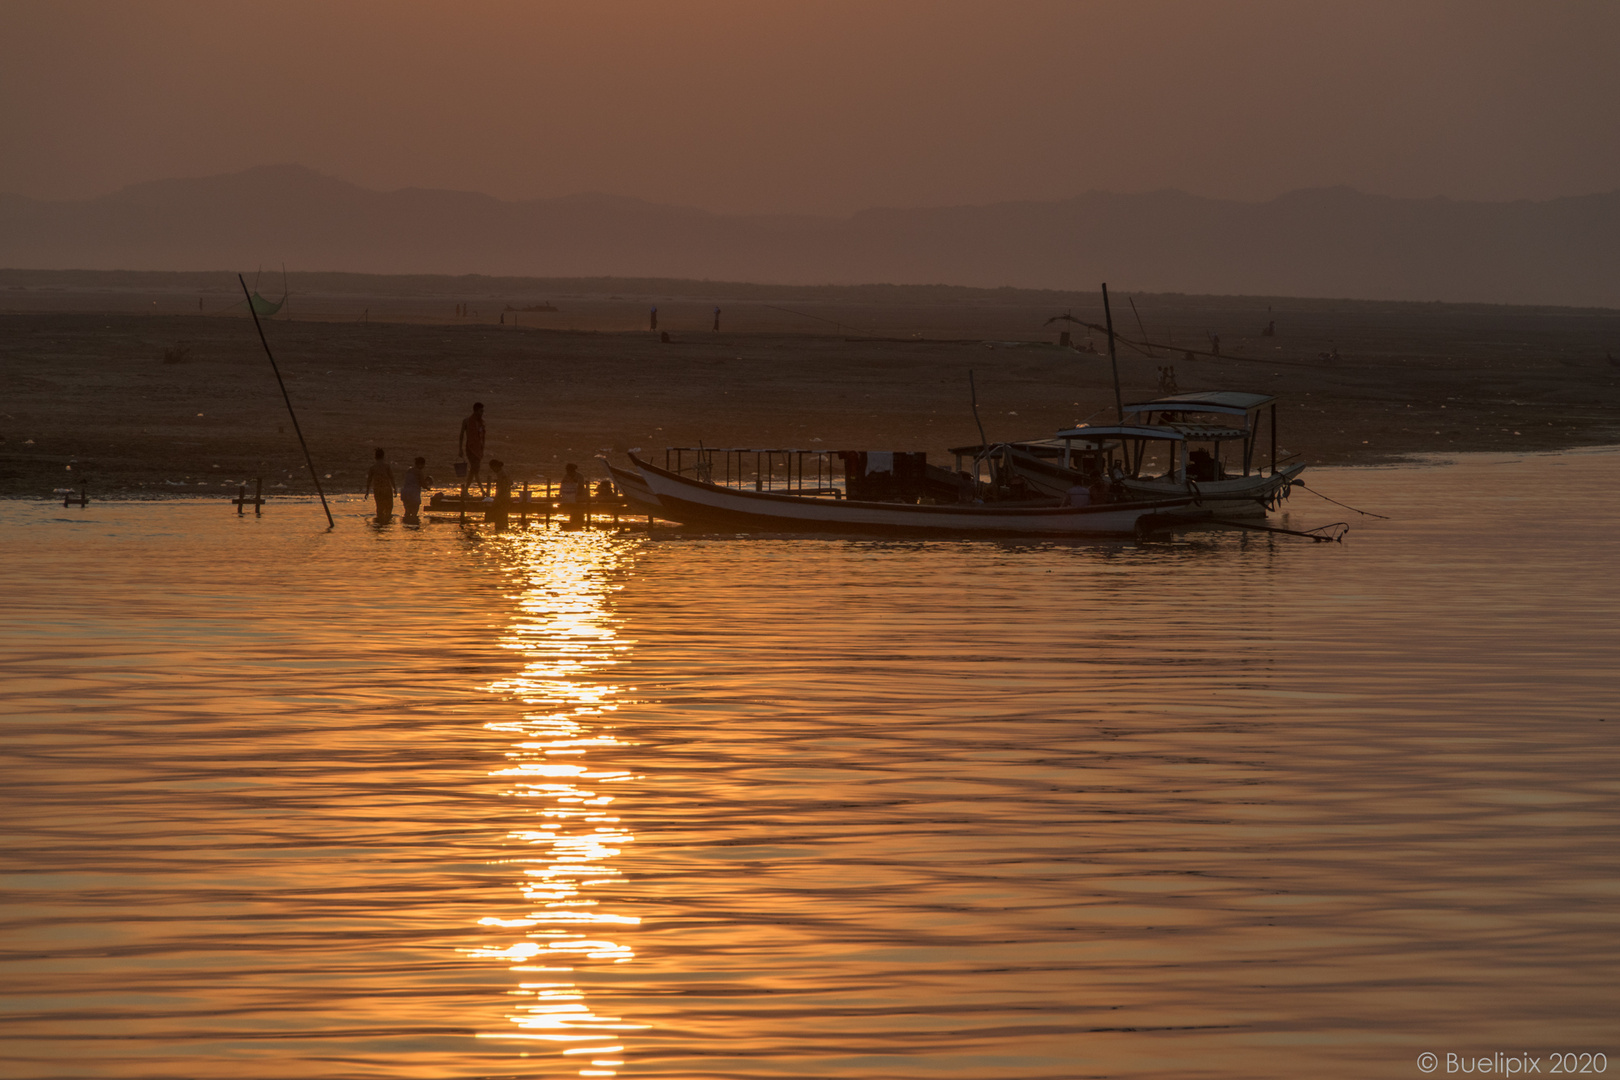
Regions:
[[626, 453, 1193, 537], [961, 391, 1304, 518]]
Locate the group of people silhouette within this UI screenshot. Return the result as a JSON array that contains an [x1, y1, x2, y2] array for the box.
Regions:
[[361, 402, 587, 527]]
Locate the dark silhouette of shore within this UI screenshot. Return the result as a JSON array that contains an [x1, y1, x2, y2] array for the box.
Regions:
[[1, 283, 1616, 498]]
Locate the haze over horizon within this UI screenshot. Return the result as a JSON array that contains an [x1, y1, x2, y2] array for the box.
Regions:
[[4, 0, 1619, 216], [7, 162, 1620, 305], [31, 162, 1620, 217]]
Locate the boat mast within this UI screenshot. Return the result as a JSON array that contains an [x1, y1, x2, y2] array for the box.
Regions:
[[1101, 284, 1125, 423]]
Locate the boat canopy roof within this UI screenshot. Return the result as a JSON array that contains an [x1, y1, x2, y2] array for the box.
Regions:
[[1123, 390, 1275, 417], [947, 438, 1109, 456], [1056, 423, 1186, 442], [1163, 422, 1251, 441]]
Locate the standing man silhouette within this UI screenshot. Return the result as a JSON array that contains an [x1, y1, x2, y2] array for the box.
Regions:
[[364, 448, 395, 524], [650, 307, 658, 331], [458, 402, 487, 494]]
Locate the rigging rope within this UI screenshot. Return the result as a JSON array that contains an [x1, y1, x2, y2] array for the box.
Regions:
[[1292, 480, 1390, 519]]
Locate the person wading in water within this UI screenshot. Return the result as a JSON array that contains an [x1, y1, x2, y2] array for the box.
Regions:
[[560, 462, 585, 527], [400, 456, 430, 524], [486, 459, 512, 529], [364, 448, 395, 524]]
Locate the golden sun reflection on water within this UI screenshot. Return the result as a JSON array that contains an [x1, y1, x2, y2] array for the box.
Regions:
[[468, 530, 645, 1075]]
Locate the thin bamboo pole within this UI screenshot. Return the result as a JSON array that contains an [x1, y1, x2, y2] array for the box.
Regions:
[[239, 274, 332, 528]]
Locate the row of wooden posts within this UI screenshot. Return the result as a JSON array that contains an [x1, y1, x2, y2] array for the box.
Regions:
[[455, 481, 646, 529], [219, 476, 650, 528], [51, 478, 645, 528]]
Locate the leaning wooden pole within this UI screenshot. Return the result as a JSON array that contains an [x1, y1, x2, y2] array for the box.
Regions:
[[1101, 283, 1125, 422], [239, 274, 334, 528]]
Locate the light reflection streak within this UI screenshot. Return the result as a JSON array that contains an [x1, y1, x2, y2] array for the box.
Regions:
[[465, 530, 646, 1074]]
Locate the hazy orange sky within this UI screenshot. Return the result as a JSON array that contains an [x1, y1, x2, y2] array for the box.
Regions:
[[3, 0, 1618, 214]]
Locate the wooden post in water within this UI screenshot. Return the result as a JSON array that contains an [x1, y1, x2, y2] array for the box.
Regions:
[[232, 478, 266, 515], [254, 476, 263, 515]]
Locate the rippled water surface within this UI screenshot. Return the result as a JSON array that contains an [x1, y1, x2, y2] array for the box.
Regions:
[[3, 451, 1618, 1079]]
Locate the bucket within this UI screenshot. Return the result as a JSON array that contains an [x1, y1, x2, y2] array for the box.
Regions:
[[453, 460, 468, 478]]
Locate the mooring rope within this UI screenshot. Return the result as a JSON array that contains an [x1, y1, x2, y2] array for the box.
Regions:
[[1292, 480, 1389, 519], [1208, 518, 1349, 543]]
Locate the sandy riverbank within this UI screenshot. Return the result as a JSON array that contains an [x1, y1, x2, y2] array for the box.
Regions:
[[2, 281, 1617, 498]]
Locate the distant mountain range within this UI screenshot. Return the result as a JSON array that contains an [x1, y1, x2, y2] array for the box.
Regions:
[[3, 164, 1617, 306]]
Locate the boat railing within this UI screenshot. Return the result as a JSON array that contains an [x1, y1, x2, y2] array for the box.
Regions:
[[664, 447, 847, 498]]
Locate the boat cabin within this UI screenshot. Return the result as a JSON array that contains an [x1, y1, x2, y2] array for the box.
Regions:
[[1114, 391, 1282, 480], [1053, 392, 1281, 484]]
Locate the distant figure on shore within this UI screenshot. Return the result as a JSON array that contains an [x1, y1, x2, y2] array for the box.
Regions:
[[458, 402, 487, 493], [560, 462, 584, 527], [1209, 333, 1221, 357], [1262, 320, 1276, 337], [365, 448, 395, 523], [713, 306, 721, 331], [650, 307, 658, 331], [487, 459, 511, 528], [401, 456, 430, 524]]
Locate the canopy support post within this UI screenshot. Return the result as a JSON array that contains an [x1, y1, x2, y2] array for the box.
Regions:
[[1270, 403, 1278, 476]]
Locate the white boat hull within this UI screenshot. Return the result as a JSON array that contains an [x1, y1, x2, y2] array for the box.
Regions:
[[1122, 465, 1305, 517], [630, 455, 1194, 537], [1002, 445, 1304, 518], [607, 462, 663, 516]]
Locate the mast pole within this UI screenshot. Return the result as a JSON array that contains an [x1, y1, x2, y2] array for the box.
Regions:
[[239, 274, 334, 528], [1101, 283, 1125, 422], [969, 369, 991, 497]]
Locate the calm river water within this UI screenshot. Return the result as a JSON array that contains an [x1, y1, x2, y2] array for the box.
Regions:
[[3, 450, 1617, 1080]]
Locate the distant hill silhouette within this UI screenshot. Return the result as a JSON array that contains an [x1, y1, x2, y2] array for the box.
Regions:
[[3, 164, 1617, 306]]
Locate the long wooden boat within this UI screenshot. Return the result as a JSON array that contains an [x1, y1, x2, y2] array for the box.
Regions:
[[628, 454, 1195, 536], [607, 461, 663, 516]]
